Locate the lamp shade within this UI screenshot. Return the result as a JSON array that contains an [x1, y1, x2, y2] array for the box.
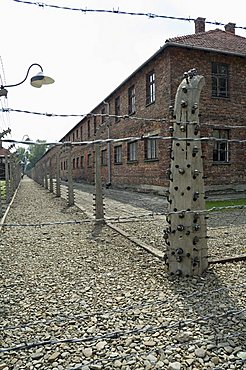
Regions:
[[30, 72, 55, 88]]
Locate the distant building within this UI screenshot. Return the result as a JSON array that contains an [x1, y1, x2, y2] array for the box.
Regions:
[[38, 18, 246, 195], [0, 143, 10, 180]]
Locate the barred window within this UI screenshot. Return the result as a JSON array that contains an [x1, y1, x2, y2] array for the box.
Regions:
[[87, 120, 90, 138], [93, 116, 97, 135], [114, 145, 122, 164], [87, 153, 92, 167], [127, 141, 137, 161], [213, 129, 229, 162], [101, 107, 106, 123], [144, 138, 158, 160], [101, 149, 107, 166], [212, 63, 229, 98], [115, 96, 120, 122], [80, 156, 84, 168], [146, 71, 155, 105], [128, 85, 136, 115]]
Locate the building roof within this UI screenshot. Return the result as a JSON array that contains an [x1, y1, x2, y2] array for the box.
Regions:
[[60, 27, 246, 141], [0, 146, 10, 156], [166, 29, 246, 56]]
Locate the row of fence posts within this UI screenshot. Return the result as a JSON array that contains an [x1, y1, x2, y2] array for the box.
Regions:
[[31, 143, 105, 222], [0, 154, 22, 219], [31, 69, 208, 277]]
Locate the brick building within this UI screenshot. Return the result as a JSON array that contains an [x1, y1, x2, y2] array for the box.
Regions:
[[38, 18, 246, 195], [0, 143, 10, 180]]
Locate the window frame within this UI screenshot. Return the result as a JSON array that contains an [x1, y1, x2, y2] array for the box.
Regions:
[[114, 145, 122, 164], [115, 96, 121, 122], [127, 141, 137, 162], [87, 153, 92, 167], [144, 137, 158, 161], [128, 85, 136, 115], [211, 62, 229, 98], [146, 71, 156, 106], [212, 129, 230, 163], [101, 149, 107, 166]]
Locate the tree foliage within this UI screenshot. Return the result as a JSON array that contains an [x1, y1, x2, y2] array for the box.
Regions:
[[16, 140, 48, 171], [26, 140, 47, 170]]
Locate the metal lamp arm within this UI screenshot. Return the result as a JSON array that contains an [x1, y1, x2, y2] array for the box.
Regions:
[[2, 63, 43, 89]]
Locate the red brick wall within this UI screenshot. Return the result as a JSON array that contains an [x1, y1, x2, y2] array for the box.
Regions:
[[37, 45, 246, 193]]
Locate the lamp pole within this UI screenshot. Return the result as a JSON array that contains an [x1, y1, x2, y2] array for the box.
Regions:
[[0, 63, 54, 97]]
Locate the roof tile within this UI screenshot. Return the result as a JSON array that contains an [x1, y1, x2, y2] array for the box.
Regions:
[[167, 29, 246, 55]]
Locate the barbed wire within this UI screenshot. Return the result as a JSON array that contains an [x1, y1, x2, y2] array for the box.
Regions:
[[0, 219, 93, 227], [1, 135, 246, 147], [1, 283, 245, 332], [8, 0, 246, 30], [0, 107, 167, 122], [0, 204, 245, 228], [68, 331, 246, 370], [1, 108, 246, 129], [1, 306, 245, 353]]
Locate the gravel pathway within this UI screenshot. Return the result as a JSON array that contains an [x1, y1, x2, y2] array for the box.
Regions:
[[0, 178, 245, 370]]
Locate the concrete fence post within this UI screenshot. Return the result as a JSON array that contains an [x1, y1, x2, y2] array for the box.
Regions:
[[56, 151, 61, 197], [49, 159, 54, 193], [67, 144, 74, 206], [44, 162, 48, 189], [94, 143, 104, 222], [5, 155, 10, 204], [165, 69, 208, 277]]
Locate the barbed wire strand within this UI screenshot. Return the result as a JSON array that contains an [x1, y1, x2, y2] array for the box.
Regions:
[[1, 283, 245, 332], [0, 306, 245, 353], [8, 0, 246, 30]]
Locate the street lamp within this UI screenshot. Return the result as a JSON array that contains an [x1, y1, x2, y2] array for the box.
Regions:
[[0, 63, 54, 97]]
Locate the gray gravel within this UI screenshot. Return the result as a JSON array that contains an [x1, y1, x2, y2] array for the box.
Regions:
[[0, 178, 245, 370]]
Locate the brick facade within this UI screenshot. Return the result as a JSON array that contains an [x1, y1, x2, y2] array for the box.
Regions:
[[37, 19, 246, 194]]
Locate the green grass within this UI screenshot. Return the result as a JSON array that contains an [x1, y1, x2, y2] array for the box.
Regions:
[[206, 198, 246, 210]]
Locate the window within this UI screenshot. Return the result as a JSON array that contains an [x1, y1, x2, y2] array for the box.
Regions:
[[128, 85, 136, 114], [87, 153, 92, 167], [93, 116, 97, 135], [144, 137, 158, 160], [101, 149, 107, 166], [80, 126, 83, 140], [61, 162, 63, 171], [114, 145, 122, 164], [115, 96, 120, 122], [212, 63, 229, 98], [76, 129, 79, 140], [73, 158, 76, 169], [72, 132, 75, 142], [87, 120, 90, 138], [127, 141, 137, 162], [80, 156, 84, 168], [76, 157, 79, 168], [146, 71, 155, 105], [213, 129, 229, 162], [101, 107, 106, 123]]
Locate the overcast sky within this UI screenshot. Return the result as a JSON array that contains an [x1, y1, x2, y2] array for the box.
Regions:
[[0, 0, 245, 147]]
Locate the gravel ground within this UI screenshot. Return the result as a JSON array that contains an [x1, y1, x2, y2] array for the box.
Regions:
[[0, 178, 245, 370]]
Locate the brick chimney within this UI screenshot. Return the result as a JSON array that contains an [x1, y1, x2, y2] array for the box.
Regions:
[[195, 17, 206, 33], [225, 22, 236, 34]]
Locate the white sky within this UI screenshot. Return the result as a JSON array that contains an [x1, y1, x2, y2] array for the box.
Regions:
[[0, 0, 245, 147]]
